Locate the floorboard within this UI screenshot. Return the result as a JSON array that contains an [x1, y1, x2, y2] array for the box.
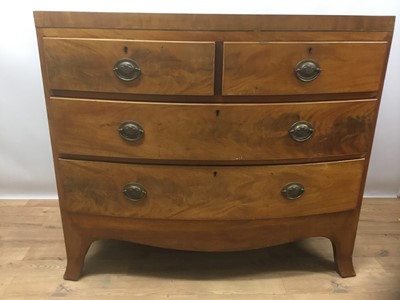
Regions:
[[0, 198, 399, 299]]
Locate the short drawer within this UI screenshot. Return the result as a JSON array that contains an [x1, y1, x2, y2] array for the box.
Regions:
[[223, 41, 387, 95], [50, 97, 376, 162], [59, 158, 364, 220], [43, 38, 215, 95]]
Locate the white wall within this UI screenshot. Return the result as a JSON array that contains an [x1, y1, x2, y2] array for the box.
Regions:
[[0, 0, 399, 199]]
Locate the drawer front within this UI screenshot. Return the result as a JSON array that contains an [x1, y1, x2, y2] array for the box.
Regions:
[[59, 159, 364, 220], [43, 38, 215, 95], [223, 42, 387, 95], [50, 97, 376, 161]]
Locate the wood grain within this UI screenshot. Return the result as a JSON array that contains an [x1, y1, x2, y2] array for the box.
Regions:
[[58, 158, 364, 220], [43, 38, 215, 95], [49, 98, 376, 162], [41, 28, 392, 42], [1, 198, 399, 298], [34, 12, 396, 31], [223, 42, 388, 95], [58, 205, 361, 279]]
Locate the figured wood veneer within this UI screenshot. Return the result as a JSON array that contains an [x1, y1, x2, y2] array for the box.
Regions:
[[49, 98, 376, 161], [223, 42, 387, 95], [43, 38, 215, 95], [59, 158, 364, 220]]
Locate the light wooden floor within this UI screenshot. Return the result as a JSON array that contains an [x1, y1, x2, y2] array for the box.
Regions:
[[0, 199, 399, 300]]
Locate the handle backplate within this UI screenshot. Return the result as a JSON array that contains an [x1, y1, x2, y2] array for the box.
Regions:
[[114, 58, 141, 81], [289, 121, 314, 142], [123, 183, 147, 201], [118, 121, 144, 141], [295, 59, 321, 82], [281, 183, 305, 200]]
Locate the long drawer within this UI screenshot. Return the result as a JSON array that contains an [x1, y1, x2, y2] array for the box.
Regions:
[[59, 158, 364, 220], [43, 38, 215, 95], [223, 41, 387, 95], [50, 97, 376, 162]]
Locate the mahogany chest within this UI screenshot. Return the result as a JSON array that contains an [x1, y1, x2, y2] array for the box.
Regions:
[[34, 12, 394, 280]]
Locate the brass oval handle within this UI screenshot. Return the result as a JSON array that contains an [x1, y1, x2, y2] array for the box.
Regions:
[[118, 121, 144, 141], [281, 183, 305, 200], [113, 58, 141, 81], [289, 121, 314, 142], [123, 183, 147, 201], [295, 59, 321, 82]]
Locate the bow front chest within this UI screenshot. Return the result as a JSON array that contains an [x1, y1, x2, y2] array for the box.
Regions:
[[34, 12, 394, 280]]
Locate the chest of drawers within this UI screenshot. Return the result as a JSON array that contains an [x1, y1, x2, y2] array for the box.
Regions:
[[34, 12, 394, 280]]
